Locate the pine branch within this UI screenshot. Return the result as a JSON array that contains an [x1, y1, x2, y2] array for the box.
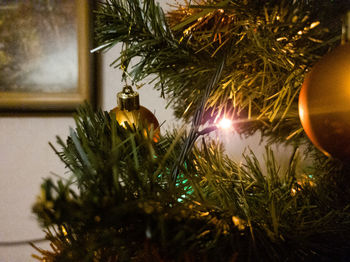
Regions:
[[95, 0, 344, 144], [32, 104, 350, 261], [30, 0, 350, 261]]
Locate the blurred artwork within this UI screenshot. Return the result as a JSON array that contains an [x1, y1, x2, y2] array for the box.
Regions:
[[0, 0, 78, 93]]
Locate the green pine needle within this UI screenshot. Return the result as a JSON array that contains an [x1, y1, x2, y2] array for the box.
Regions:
[[32, 104, 350, 261]]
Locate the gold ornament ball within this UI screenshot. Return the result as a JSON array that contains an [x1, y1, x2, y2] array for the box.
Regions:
[[299, 43, 350, 161], [111, 106, 160, 140], [111, 86, 160, 142]]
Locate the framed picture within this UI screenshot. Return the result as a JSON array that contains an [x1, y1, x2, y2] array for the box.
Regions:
[[0, 0, 96, 112]]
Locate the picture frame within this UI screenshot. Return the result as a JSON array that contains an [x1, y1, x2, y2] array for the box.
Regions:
[[0, 0, 96, 112]]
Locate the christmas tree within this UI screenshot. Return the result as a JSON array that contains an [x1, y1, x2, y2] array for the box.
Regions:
[[32, 0, 350, 261]]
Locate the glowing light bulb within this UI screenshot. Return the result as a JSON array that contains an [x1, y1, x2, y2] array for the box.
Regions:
[[217, 118, 233, 129]]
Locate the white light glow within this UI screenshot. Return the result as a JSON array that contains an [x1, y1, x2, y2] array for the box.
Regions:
[[217, 118, 233, 130]]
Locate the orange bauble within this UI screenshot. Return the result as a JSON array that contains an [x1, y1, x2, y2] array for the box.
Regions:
[[111, 85, 160, 142], [299, 43, 350, 161]]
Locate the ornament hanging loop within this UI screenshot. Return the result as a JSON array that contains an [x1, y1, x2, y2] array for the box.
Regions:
[[122, 85, 133, 94], [120, 42, 134, 86], [341, 10, 350, 44]]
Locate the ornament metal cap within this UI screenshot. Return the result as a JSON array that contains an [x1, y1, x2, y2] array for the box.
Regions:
[[117, 85, 140, 111]]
